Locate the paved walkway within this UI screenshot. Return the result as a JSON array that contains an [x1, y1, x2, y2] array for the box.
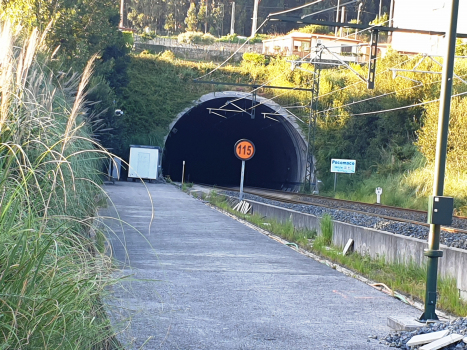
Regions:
[[102, 182, 420, 349]]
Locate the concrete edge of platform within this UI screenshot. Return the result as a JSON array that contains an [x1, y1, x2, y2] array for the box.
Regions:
[[203, 200, 441, 331], [181, 188, 456, 329], [387, 316, 429, 332]]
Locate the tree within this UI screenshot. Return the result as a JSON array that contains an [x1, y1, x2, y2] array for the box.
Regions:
[[211, 2, 223, 37], [185, 2, 198, 32], [127, 0, 165, 33], [197, 0, 208, 33], [1, 0, 123, 70], [164, 13, 176, 34], [456, 39, 467, 56]]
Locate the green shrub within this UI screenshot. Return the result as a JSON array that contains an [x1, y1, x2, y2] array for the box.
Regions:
[[216, 33, 266, 44], [178, 31, 215, 45], [160, 50, 176, 61], [140, 31, 156, 42], [217, 33, 239, 43], [296, 24, 330, 34], [242, 52, 266, 65], [122, 30, 134, 50]]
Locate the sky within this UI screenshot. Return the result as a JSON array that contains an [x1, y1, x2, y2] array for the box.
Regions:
[[391, 0, 467, 55]]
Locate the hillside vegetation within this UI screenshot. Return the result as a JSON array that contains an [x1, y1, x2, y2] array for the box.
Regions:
[[116, 49, 467, 213]]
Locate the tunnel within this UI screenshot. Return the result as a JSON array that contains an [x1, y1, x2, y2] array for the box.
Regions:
[[162, 91, 308, 191]]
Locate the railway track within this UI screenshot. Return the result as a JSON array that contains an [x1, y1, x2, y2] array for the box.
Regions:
[[201, 184, 467, 236]]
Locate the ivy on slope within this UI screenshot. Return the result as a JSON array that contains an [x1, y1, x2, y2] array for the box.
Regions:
[[113, 51, 247, 157]]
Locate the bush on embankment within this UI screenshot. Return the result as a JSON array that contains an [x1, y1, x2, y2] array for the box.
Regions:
[[111, 50, 248, 158], [0, 23, 119, 349], [116, 47, 467, 212]]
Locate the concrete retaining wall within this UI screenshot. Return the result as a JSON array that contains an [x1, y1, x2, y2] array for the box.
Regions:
[[248, 199, 467, 299]]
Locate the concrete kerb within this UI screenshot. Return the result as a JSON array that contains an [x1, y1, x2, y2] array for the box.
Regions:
[[202, 198, 454, 331], [245, 198, 467, 301]]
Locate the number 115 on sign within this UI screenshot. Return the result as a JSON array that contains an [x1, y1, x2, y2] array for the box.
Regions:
[[234, 139, 255, 161]]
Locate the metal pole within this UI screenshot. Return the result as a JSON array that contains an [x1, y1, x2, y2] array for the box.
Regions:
[[230, 2, 235, 35], [181, 160, 186, 185], [205, 0, 209, 34], [251, 0, 259, 37], [388, 0, 395, 43], [239, 160, 245, 200], [335, 0, 341, 36], [355, 3, 362, 39], [379, 0, 382, 18], [420, 0, 459, 322], [339, 6, 345, 37], [334, 173, 337, 192]]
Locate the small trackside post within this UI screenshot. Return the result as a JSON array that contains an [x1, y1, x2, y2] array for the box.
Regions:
[[181, 160, 185, 186]]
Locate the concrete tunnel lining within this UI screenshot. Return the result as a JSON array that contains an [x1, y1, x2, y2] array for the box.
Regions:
[[162, 91, 308, 190]]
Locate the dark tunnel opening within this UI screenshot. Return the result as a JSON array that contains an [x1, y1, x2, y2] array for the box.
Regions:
[[162, 93, 306, 190]]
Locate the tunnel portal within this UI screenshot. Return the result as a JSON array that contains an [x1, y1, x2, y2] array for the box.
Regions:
[[162, 92, 307, 191]]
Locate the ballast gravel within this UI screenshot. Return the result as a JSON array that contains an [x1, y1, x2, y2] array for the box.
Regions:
[[376, 318, 467, 349], [221, 191, 467, 251]]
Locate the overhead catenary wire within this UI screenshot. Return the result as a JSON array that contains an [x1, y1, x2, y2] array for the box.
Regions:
[[264, 53, 418, 113], [195, 6, 450, 119], [326, 89, 467, 118], [267, 0, 323, 17]]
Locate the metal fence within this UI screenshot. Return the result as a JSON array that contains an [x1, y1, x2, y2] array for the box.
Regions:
[[134, 36, 263, 54]]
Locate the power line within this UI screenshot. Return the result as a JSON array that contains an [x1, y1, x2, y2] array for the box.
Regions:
[[326, 89, 467, 118]]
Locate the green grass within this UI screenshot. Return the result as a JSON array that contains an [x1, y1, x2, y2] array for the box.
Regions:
[[208, 192, 467, 317], [208, 192, 316, 248], [0, 25, 122, 349]]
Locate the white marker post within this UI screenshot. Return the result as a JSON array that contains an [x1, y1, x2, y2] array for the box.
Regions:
[[181, 160, 185, 185], [376, 187, 382, 204], [234, 139, 255, 201]]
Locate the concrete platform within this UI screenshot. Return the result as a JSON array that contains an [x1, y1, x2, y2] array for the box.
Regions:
[[101, 182, 421, 349]]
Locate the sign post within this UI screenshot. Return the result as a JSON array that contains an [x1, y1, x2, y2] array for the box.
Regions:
[[234, 139, 255, 200], [330, 159, 356, 192]]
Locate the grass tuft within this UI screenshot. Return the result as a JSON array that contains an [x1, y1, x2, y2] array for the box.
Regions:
[[0, 21, 122, 349]]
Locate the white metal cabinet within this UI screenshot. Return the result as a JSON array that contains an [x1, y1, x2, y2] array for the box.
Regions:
[[128, 145, 160, 181]]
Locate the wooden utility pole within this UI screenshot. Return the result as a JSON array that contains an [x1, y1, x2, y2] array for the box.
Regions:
[[230, 2, 235, 35], [119, 0, 125, 28]]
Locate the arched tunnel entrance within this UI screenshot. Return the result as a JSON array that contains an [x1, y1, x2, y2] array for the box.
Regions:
[[162, 92, 307, 191]]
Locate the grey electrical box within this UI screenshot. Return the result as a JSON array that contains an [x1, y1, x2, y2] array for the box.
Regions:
[[427, 196, 453, 225]]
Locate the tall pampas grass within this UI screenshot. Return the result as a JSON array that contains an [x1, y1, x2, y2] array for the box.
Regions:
[[0, 22, 121, 349]]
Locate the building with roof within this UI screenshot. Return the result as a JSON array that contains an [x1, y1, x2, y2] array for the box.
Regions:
[[262, 32, 387, 64]]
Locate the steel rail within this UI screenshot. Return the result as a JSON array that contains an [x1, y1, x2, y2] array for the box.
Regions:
[[200, 184, 467, 235]]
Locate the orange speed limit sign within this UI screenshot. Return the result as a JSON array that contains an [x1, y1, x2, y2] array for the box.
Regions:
[[234, 139, 255, 161]]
